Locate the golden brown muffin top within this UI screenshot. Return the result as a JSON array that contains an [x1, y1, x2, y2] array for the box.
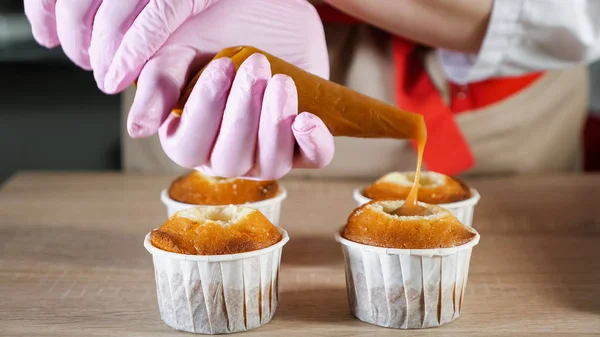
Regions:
[[168, 171, 280, 205], [151, 206, 282, 255], [363, 171, 471, 204], [341, 200, 476, 249]]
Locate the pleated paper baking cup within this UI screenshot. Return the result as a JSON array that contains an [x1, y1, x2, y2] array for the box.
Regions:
[[336, 229, 480, 329], [144, 228, 289, 334], [160, 188, 287, 225], [353, 188, 480, 227]]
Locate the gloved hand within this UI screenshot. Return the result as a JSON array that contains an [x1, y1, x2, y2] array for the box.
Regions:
[[153, 0, 333, 180], [159, 54, 334, 180], [23, 0, 222, 91], [24, 0, 334, 180]]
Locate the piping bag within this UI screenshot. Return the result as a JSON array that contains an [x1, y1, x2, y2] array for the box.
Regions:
[[172, 46, 427, 143]]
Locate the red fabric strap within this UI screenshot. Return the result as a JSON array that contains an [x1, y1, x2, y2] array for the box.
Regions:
[[449, 73, 543, 113]]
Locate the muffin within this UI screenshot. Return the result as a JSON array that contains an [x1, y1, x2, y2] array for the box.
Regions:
[[354, 171, 480, 226], [144, 205, 289, 334], [161, 171, 287, 224], [342, 201, 476, 249], [363, 171, 471, 204], [169, 171, 280, 205], [336, 200, 480, 329]]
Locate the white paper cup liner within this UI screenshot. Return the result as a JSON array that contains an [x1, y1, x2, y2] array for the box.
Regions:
[[336, 229, 480, 329], [353, 188, 480, 227], [144, 228, 289, 334], [161, 188, 287, 225]]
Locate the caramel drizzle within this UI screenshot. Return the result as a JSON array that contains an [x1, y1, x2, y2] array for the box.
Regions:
[[391, 131, 432, 216]]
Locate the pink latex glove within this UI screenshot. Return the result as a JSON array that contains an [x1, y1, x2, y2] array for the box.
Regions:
[[24, 0, 334, 180], [159, 54, 334, 180], [23, 0, 221, 90], [153, 0, 334, 180]]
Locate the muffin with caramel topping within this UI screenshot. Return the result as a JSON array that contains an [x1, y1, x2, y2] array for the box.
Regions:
[[161, 171, 287, 224], [354, 171, 480, 227], [363, 171, 471, 204], [336, 199, 480, 329], [342, 200, 476, 249]]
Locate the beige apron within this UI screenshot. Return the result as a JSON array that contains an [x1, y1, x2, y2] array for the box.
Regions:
[[121, 24, 588, 179]]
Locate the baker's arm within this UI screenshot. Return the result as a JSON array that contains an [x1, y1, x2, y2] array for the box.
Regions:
[[323, 0, 492, 53], [325, 0, 600, 83]]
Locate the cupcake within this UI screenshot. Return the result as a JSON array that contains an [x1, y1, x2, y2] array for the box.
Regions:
[[144, 205, 289, 334], [161, 171, 287, 224], [336, 200, 480, 329], [354, 171, 480, 226]]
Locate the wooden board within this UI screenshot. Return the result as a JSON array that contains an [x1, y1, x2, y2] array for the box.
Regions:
[[1, 172, 599, 336]]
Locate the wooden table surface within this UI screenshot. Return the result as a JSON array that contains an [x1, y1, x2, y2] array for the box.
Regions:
[[1, 172, 599, 336]]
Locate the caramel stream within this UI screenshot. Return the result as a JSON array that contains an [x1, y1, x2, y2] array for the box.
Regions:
[[172, 46, 428, 215], [390, 138, 433, 216]]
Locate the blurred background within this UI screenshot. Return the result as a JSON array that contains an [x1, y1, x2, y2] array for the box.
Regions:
[[0, 2, 599, 183], [0, 2, 120, 183]]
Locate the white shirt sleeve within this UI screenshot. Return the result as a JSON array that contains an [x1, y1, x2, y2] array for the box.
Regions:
[[437, 0, 600, 84]]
